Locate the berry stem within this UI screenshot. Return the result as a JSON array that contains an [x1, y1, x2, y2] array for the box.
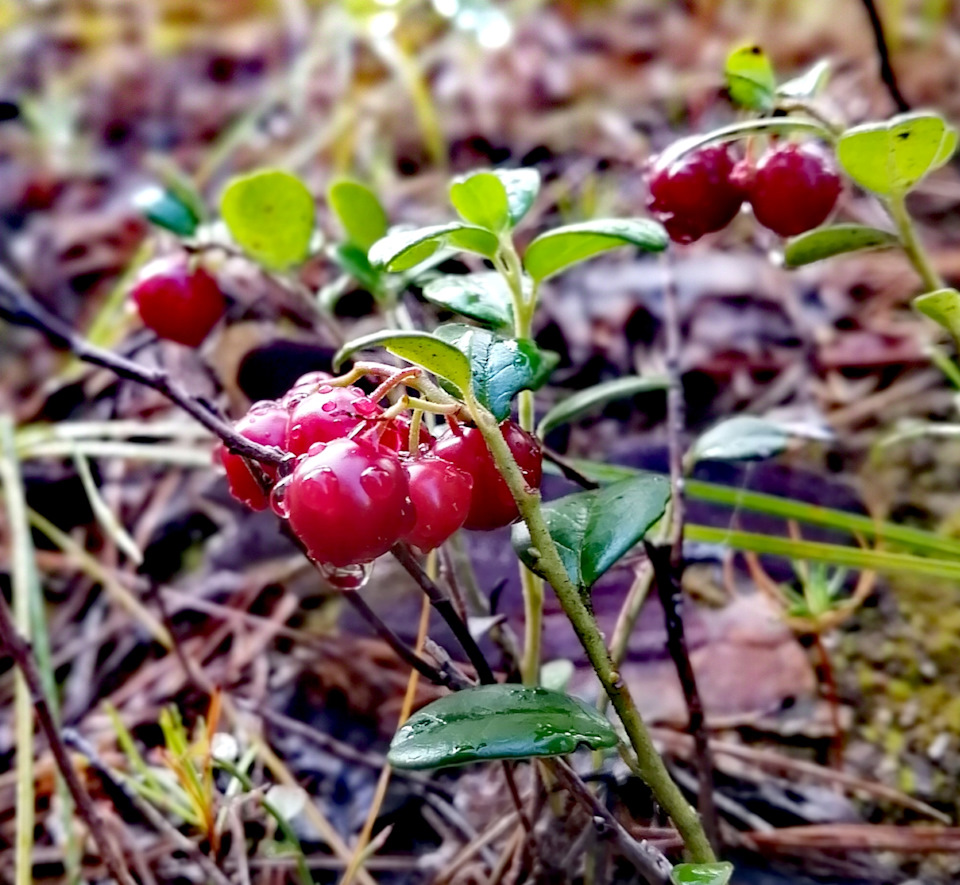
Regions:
[[887, 192, 944, 293], [408, 409, 424, 456]]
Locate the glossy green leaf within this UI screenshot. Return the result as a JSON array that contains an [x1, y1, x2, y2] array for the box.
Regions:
[[914, 288, 960, 339], [387, 684, 618, 769], [327, 179, 388, 251], [495, 168, 541, 225], [512, 474, 670, 590], [671, 862, 734, 885], [776, 59, 831, 100], [435, 324, 557, 420], [691, 416, 790, 463], [333, 330, 472, 394], [330, 242, 384, 299], [537, 376, 669, 437], [220, 169, 315, 270], [837, 112, 958, 196], [136, 187, 199, 237], [725, 44, 776, 111], [783, 224, 899, 266], [523, 218, 667, 282], [368, 223, 500, 272], [449, 171, 510, 232], [421, 272, 515, 329]]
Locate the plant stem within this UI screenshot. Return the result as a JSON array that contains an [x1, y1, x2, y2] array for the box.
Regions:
[[465, 394, 715, 863], [888, 192, 943, 292]]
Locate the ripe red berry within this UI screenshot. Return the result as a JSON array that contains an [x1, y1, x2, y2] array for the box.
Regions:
[[281, 372, 334, 409], [130, 255, 225, 346], [748, 143, 841, 236], [433, 421, 542, 531], [647, 144, 745, 244], [376, 414, 434, 453], [401, 456, 474, 552], [286, 438, 415, 566], [287, 385, 383, 455], [219, 403, 289, 511]]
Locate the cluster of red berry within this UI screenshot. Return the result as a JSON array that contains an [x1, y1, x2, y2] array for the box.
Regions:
[[647, 141, 841, 243], [218, 373, 542, 568]]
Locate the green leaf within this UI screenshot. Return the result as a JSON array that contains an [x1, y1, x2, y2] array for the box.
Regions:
[[725, 44, 776, 111], [421, 272, 515, 329], [776, 59, 831, 100], [449, 171, 510, 232], [914, 288, 960, 339], [523, 219, 667, 282], [511, 474, 670, 590], [135, 187, 199, 237], [783, 224, 899, 266], [837, 112, 958, 196], [435, 324, 557, 420], [333, 330, 472, 394], [220, 169, 315, 270], [494, 168, 541, 225], [671, 862, 735, 885], [691, 416, 790, 463], [537, 376, 669, 437], [327, 179, 388, 251], [368, 223, 500, 272], [387, 684, 618, 769], [330, 242, 383, 294]]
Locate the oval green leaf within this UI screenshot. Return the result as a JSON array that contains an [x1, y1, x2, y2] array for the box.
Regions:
[[671, 862, 734, 885], [387, 684, 618, 769], [328, 179, 388, 251], [435, 324, 557, 420], [421, 272, 515, 330], [330, 242, 384, 299], [523, 219, 668, 283], [776, 58, 831, 100], [783, 224, 899, 267], [725, 44, 776, 111], [914, 288, 960, 340], [837, 112, 958, 196], [537, 376, 669, 437], [333, 330, 472, 393], [368, 223, 500, 272], [690, 416, 791, 463], [512, 474, 671, 590], [495, 168, 541, 225], [136, 187, 199, 237], [449, 171, 510, 232], [220, 169, 315, 270]]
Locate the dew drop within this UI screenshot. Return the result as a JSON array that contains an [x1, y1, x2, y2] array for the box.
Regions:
[[355, 399, 379, 417], [318, 561, 372, 590], [318, 384, 333, 394], [321, 401, 337, 413], [269, 476, 292, 518], [248, 399, 280, 414], [360, 465, 392, 498]]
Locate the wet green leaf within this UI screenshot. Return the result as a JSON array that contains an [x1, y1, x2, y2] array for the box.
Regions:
[[421, 272, 515, 329], [387, 684, 618, 769], [327, 179, 388, 251], [220, 169, 315, 270], [449, 171, 510, 232], [368, 223, 500, 272], [671, 862, 734, 885], [776, 58, 831, 100], [691, 416, 790, 463], [783, 224, 899, 266], [725, 44, 776, 111], [523, 218, 667, 282], [914, 288, 960, 339], [512, 474, 670, 590], [494, 168, 541, 225], [537, 376, 669, 437]]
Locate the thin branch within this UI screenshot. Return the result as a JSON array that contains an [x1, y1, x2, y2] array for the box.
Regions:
[[861, 0, 910, 112]]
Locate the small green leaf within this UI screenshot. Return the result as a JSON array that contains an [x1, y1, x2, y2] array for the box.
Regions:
[[776, 59, 831, 100], [328, 179, 388, 251], [914, 288, 960, 339], [435, 324, 557, 420], [537, 376, 669, 437], [368, 223, 500, 272], [333, 330, 472, 393], [421, 272, 515, 329], [523, 219, 667, 282], [512, 474, 670, 590], [494, 168, 541, 225], [671, 862, 735, 885], [691, 416, 790, 463], [837, 112, 958, 196], [387, 684, 618, 769], [449, 171, 510, 232], [220, 169, 315, 270], [135, 187, 200, 236], [330, 242, 384, 299], [725, 44, 776, 111], [783, 224, 899, 266]]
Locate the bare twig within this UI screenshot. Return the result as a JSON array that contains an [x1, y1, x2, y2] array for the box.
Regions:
[[860, 0, 910, 111]]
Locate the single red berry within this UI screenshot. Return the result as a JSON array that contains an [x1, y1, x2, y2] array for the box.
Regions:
[[647, 144, 745, 244], [433, 421, 542, 531], [287, 385, 383, 455], [286, 437, 415, 566], [281, 372, 334, 409], [748, 142, 841, 236], [401, 456, 474, 552], [130, 255, 226, 346], [377, 414, 434, 453], [219, 403, 289, 511]]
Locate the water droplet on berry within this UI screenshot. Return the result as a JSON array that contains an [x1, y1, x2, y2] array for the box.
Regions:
[[269, 476, 292, 517], [248, 399, 280, 414], [318, 561, 372, 590], [318, 384, 333, 394], [355, 398, 378, 416], [359, 465, 392, 498], [321, 401, 337, 413]]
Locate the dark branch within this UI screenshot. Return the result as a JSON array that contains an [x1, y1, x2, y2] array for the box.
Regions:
[[861, 0, 910, 112]]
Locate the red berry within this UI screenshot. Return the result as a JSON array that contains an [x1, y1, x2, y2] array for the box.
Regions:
[[377, 414, 434, 453], [286, 438, 415, 566], [433, 421, 542, 531], [281, 372, 334, 409], [287, 386, 383, 455], [401, 456, 474, 552], [647, 144, 745, 244], [130, 255, 225, 346], [748, 143, 841, 236], [219, 403, 289, 511]]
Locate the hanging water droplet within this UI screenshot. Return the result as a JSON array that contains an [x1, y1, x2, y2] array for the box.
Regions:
[[269, 476, 292, 518], [318, 561, 372, 591], [360, 464, 392, 498]]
